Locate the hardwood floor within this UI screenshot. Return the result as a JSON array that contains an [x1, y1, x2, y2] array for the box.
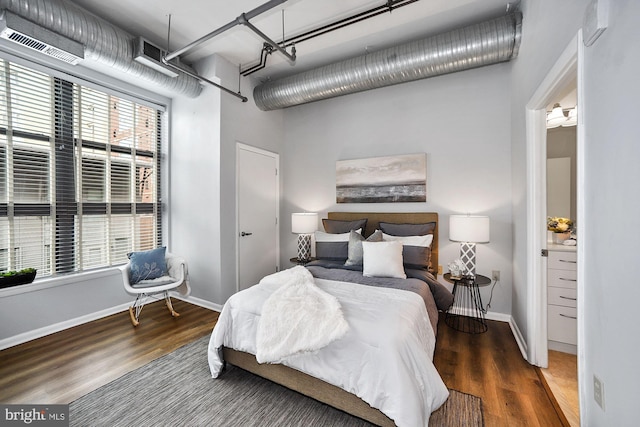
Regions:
[[434, 317, 564, 426], [538, 350, 580, 427], [0, 299, 218, 404], [0, 301, 562, 426]]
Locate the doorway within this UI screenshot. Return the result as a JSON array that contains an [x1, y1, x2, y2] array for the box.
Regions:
[[236, 143, 280, 291], [525, 32, 585, 425]]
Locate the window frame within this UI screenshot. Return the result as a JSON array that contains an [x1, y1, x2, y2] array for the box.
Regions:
[[0, 53, 169, 293]]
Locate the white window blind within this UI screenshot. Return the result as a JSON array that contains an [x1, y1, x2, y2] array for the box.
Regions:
[[0, 59, 162, 279]]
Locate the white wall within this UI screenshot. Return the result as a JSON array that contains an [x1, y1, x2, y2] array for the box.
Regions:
[[511, 0, 640, 423], [281, 64, 514, 316], [509, 0, 584, 356], [170, 54, 284, 305], [170, 56, 223, 304], [581, 0, 640, 423]]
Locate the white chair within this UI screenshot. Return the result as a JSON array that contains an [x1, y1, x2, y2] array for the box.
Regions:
[[120, 252, 190, 326]]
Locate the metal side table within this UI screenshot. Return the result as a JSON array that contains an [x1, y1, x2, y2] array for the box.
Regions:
[[444, 273, 491, 334]]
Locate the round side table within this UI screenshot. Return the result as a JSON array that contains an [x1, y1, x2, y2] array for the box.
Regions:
[[443, 273, 491, 334]]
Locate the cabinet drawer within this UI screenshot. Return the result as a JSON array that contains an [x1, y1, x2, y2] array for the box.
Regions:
[[548, 251, 577, 270], [548, 268, 577, 289], [548, 286, 577, 307], [548, 305, 577, 345]]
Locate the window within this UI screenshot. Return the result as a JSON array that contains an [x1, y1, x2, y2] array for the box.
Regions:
[[0, 59, 163, 279]]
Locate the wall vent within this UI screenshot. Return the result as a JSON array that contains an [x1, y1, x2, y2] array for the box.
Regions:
[[134, 37, 186, 78], [0, 10, 84, 65]]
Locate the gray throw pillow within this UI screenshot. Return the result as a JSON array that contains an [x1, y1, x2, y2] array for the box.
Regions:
[[378, 221, 436, 236], [322, 218, 368, 234], [345, 230, 383, 266]]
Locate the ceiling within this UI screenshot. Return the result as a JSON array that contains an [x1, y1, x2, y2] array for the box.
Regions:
[[69, 0, 513, 81]]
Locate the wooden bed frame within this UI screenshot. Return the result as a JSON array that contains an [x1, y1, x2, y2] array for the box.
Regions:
[[223, 212, 439, 427]]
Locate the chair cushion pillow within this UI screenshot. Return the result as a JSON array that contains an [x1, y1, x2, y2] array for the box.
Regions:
[[128, 247, 167, 284], [130, 275, 176, 288]]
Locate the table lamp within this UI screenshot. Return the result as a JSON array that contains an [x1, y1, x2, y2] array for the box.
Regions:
[[449, 214, 490, 277], [292, 212, 318, 262]]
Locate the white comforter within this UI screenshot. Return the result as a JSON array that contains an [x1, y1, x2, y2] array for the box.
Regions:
[[208, 273, 449, 427]]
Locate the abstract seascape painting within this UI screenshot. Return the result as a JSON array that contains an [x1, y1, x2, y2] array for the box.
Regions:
[[336, 153, 427, 203]]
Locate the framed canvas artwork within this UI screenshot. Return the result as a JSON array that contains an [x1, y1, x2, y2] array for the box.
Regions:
[[336, 153, 427, 203]]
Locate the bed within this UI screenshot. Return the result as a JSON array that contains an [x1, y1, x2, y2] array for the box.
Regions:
[[208, 212, 453, 426]]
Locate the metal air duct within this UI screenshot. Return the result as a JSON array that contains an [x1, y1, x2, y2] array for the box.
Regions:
[[0, 0, 202, 98], [254, 12, 522, 111]]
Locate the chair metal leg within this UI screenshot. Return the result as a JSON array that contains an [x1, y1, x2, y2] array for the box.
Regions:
[[165, 291, 180, 317], [129, 294, 146, 327], [128, 292, 180, 326]]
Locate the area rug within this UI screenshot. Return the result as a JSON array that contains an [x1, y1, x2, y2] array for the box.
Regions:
[[70, 336, 483, 426]]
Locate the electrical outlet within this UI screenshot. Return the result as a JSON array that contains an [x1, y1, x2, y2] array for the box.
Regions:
[[492, 270, 500, 281], [437, 265, 443, 275], [594, 375, 605, 410]]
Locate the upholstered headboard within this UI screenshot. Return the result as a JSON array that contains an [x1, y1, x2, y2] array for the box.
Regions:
[[327, 212, 439, 275]]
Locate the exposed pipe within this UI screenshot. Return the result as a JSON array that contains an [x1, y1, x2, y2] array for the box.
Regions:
[[241, 0, 417, 77], [254, 12, 522, 111], [0, 0, 202, 98], [165, 0, 294, 63]]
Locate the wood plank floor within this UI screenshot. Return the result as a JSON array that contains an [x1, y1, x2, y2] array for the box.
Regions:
[[434, 316, 564, 427], [0, 301, 562, 426], [0, 299, 218, 404], [538, 350, 579, 427]]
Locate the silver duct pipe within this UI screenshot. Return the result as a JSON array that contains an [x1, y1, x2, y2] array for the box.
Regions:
[[0, 0, 202, 98], [254, 12, 522, 111]]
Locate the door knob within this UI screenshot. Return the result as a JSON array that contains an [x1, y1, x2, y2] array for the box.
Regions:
[[240, 231, 253, 236]]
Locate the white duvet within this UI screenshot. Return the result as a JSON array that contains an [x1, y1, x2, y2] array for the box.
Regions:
[[208, 272, 449, 427]]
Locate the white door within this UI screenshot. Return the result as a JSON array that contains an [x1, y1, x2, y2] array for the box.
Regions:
[[237, 144, 279, 291]]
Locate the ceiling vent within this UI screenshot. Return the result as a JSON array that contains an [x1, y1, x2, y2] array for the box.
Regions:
[[134, 37, 186, 78], [0, 9, 84, 65]]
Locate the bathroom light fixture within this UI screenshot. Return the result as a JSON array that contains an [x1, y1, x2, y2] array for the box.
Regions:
[[547, 103, 577, 128]]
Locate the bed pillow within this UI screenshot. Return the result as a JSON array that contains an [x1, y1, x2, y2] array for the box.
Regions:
[[362, 241, 406, 279], [345, 229, 383, 266], [128, 246, 167, 284], [322, 218, 368, 234], [378, 221, 436, 236], [315, 229, 362, 261], [382, 232, 433, 270]]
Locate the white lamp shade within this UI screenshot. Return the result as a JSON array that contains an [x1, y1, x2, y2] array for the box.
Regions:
[[292, 212, 318, 234], [449, 215, 490, 243]]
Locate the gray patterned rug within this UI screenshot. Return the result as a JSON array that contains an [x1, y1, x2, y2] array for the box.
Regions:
[[70, 335, 483, 426]]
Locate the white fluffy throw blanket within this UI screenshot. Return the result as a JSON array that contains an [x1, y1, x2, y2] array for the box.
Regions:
[[256, 266, 349, 364]]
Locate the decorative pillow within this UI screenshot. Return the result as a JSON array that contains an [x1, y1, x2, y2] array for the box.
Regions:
[[322, 218, 368, 234], [382, 232, 433, 270], [378, 221, 436, 236], [315, 229, 362, 261], [345, 230, 383, 266], [381, 233, 434, 247], [362, 241, 406, 279], [128, 247, 167, 284]]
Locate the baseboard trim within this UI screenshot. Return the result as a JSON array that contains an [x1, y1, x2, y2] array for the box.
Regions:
[[0, 295, 221, 351], [0, 302, 130, 351], [509, 316, 529, 360], [486, 311, 511, 323], [175, 295, 222, 312]]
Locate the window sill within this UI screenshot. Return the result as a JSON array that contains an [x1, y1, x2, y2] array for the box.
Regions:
[[0, 267, 122, 298]]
